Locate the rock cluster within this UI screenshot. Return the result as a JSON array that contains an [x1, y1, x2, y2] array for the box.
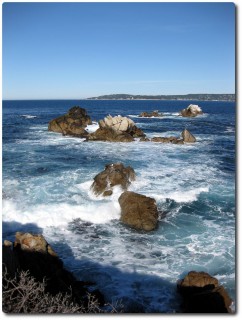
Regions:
[[88, 115, 145, 142], [139, 110, 162, 117], [48, 106, 92, 137], [147, 129, 196, 144], [177, 271, 232, 313], [180, 104, 203, 117], [118, 191, 159, 231], [91, 163, 135, 196]]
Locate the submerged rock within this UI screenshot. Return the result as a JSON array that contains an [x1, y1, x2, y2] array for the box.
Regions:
[[177, 271, 232, 313], [151, 136, 184, 144], [179, 104, 203, 117], [139, 110, 162, 117], [91, 163, 136, 196], [87, 115, 145, 142], [118, 191, 158, 231], [48, 106, 92, 137]]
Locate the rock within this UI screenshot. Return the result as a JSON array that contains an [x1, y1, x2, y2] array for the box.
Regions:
[[118, 191, 159, 231], [180, 104, 203, 117], [177, 271, 232, 313], [151, 137, 184, 144], [91, 163, 136, 196], [14, 232, 57, 257], [181, 129, 196, 143], [88, 127, 134, 142], [139, 110, 162, 117], [3, 232, 105, 307], [48, 106, 92, 137], [88, 115, 145, 142], [139, 137, 150, 142]]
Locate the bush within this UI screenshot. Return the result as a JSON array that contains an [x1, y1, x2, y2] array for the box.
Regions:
[[3, 268, 121, 313]]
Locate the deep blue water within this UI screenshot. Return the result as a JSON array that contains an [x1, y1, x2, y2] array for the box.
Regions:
[[2, 99, 236, 312]]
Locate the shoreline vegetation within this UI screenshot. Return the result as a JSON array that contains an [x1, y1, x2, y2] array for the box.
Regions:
[[87, 93, 235, 101]]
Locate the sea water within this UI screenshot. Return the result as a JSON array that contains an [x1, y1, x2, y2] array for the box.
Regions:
[[2, 99, 235, 312]]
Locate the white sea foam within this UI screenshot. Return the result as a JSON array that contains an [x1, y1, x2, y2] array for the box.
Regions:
[[2, 198, 121, 229], [21, 114, 37, 119], [151, 186, 209, 203], [86, 122, 99, 133]]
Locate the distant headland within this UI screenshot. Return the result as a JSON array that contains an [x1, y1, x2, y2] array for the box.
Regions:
[[88, 93, 235, 101]]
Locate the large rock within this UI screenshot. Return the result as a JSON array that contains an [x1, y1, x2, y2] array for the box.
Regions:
[[181, 129, 196, 143], [139, 110, 162, 117], [180, 104, 203, 117], [88, 115, 145, 142], [177, 271, 232, 313], [118, 191, 159, 231], [48, 106, 92, 137], [91, 163, 135, 196]]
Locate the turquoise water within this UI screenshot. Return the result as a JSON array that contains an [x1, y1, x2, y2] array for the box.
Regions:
[[2, 99, 235, 312]]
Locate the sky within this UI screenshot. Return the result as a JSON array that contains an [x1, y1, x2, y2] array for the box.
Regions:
[[2, 2, 235, 99]]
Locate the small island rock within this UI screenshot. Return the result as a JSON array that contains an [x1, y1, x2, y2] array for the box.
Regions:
[[177, 271, 232, 313], [139, 110, 162, 117], [180, 104, 203, 117], [118, 191, 158, 231], [48, 106, 92, 137], [91, 163, 136, 196]]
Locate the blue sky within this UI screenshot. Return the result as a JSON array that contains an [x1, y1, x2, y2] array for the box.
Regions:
[[2, 2, 235, 99]]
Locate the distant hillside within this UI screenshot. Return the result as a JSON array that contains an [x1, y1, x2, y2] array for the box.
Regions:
[[88, 93, 235, 101]]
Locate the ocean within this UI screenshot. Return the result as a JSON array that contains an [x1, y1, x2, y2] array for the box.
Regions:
[[2, 99, 236, 312]]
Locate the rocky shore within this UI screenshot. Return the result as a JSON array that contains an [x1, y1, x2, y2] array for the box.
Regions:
[[2, 232, 233, 313]]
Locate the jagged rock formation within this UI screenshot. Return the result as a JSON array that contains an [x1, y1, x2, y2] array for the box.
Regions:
[[181, 129, 196, 143], [48, 106, 92, 137], [87, 115, 145, 142], [179, 104, 203, 117], [177, 271, 232, 313], [91, 163, 135, 196], [118, 191, 159, 231]]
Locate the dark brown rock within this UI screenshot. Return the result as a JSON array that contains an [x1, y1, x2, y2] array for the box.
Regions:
[[139, 110, 162, 117], [91, 163, 136, 196], [118, 191, 158, 231], [48, 106, 92, 137], [88, 127, 134, 142], [151, 136, 184, 144], [177, 271, 232, 313]]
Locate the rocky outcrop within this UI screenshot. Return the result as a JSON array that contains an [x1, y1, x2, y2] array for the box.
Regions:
[[91, 163, 135, 196], [177, 271, 232, 313], [87, 115, 145, 142], [151, 137, 184, 144], [181, 129, 196, 143], [139, 110, 162, 117], [150, 129, 196, 144], [3, 232, 104, 307], [179, 104, 203, 117], [48, 106, 92, 137], [118, 191, 159, 231]]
